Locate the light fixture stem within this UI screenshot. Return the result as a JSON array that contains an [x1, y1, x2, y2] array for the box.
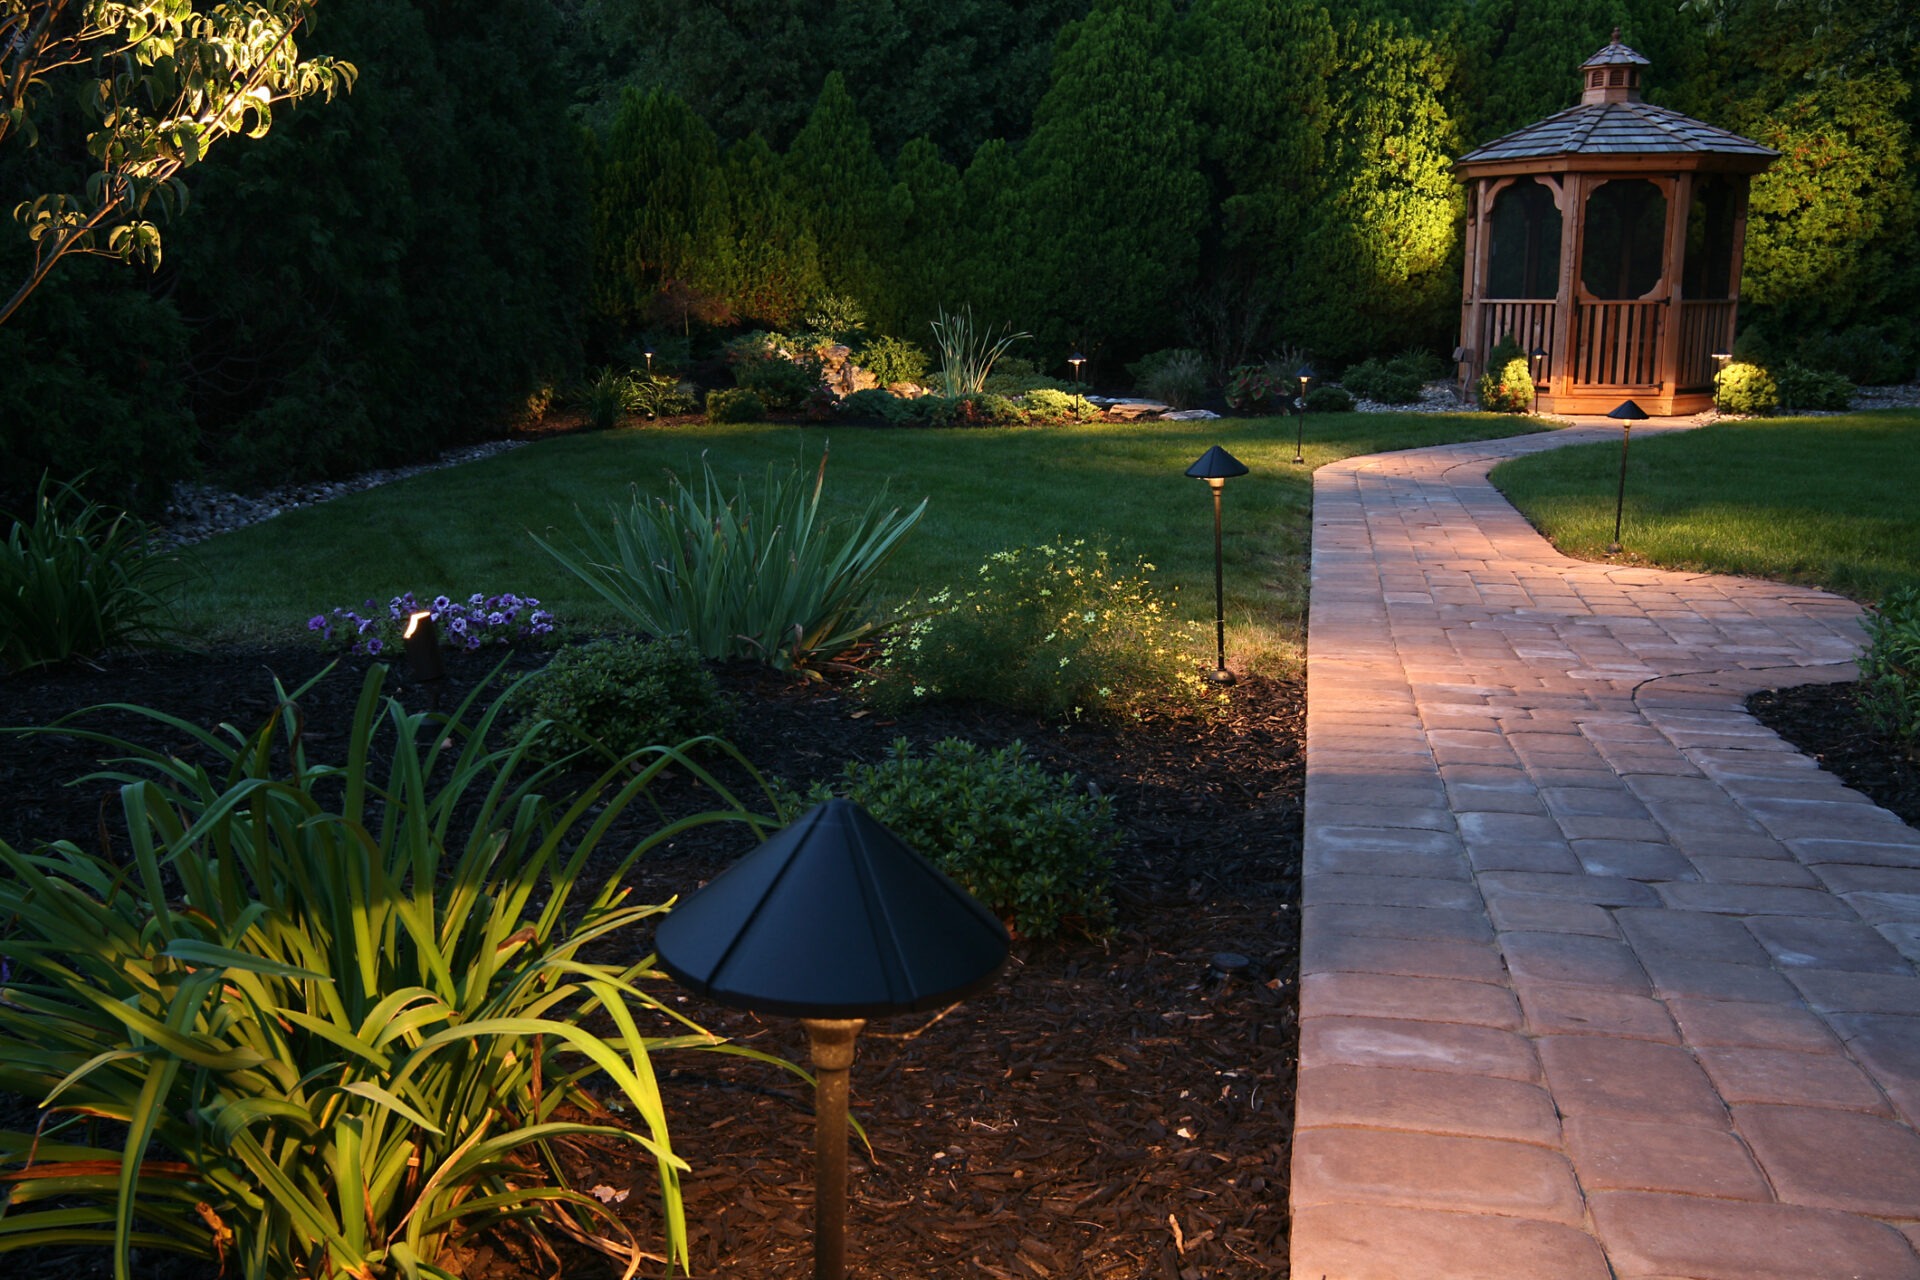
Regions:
[[1610, 425, 1631, 553], [805, 1018, 866, 1280], [1211, 484, 1232, 682]]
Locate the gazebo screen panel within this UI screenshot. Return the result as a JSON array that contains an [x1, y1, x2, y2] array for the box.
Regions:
[[1486, 179, 1561, 300], [1683, 174, 1738, 300], [1580, 179, 1667, 300]]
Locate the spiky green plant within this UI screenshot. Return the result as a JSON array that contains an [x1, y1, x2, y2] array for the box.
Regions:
[[1, 473, 184, 674], [0, 666, 787, 1279], [533, 451, 926, 673], [929, 306, 1031, 397]]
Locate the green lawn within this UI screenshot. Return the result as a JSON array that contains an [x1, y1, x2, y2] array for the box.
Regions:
[[178, 413, 1546, 674], [1489, 410, 1920, 603]]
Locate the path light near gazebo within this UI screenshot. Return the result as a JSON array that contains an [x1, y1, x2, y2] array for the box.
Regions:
[[1291, 365, 1316, 465], [1529, 347, 1549, 414], [1607, 399, 1649, 553], [654, 799, 1009, 1280], [1185, 445, 1250, 685], [1070, 350, 1087, 421]]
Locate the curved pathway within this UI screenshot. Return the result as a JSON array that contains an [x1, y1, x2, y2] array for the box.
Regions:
[[1291, 423, 1920, 1280]]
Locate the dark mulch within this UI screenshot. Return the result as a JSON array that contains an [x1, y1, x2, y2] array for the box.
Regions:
[[0, 645, 1304, 1279], [1749, 681, 1920, 829]]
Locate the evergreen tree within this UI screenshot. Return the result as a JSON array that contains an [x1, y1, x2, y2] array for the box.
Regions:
[[590, 88, 728, 329], [1019, 0, 1208, 358], [782, 72, 893, 313], [714, 133, 823, 328], [880, 137, 967, 337]]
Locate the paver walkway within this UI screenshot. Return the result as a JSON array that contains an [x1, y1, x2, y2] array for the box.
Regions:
[[1290, 422, 1920, 1280]]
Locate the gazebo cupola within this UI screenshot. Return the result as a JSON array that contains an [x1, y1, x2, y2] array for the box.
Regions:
[[1454, 32, 1777, 415]]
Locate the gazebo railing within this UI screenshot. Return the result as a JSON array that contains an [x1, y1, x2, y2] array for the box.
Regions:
[[1571, 300, 1663, 387], [1677, 299, 1736, 390], [1476, 300, 1556, 380]]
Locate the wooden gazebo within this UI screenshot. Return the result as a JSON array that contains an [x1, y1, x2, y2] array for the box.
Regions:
[[1454, 34, 1777, 415]]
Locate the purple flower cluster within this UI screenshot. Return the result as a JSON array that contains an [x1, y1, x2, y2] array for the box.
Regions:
[[307, 591, 556, 656]]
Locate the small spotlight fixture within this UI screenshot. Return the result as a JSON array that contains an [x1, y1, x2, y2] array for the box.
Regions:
[[1606, 399, 1650, 554], [1185, 445, 1250, 685], [402, 610, 445, 685], [1292, 364, 1316, 465], [643, 348, 655, 374], [1528, 347, 1549, 414]]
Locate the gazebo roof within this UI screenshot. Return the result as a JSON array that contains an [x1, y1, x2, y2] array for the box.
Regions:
[[1459, 101, 1777, 164], [1458, 33, 1776, 169]]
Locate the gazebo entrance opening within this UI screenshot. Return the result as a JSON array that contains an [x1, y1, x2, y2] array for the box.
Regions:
[[1455, 34, 1776, 415]]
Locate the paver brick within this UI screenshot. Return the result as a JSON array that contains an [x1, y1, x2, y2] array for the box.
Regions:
[[1561, 1116, 1770, 1199], [1788, 970, 1920, 1015], [1302, 971, 1521, 1028], [1290, 1204, 1611, 1280], [1589, 1191, 1920, 1279], [1305, 872, 1483, 912], [1616, 908, 1770, 963], [1538, 1036, 1726, 1126], [1746, 916, 1914, 974], [1304, 844, 1473, 880], [1479, 871, 1661, 906], [1291, 1128, 1585, 1224], [1293, 1063, 1560, 1144], [1299, 1016, 1542, 1082], [1734, 1104, 1920, 1217], [1486, 895, 1618, 937], [1302, 932, 1507, 984], [1500, 931, 1650, 990], [1667, 997, 1842, 1052], [1691, 854, 1821, 886], [1572, 838, 1699, 881], [1306, 903, 1493, 944], [1656, 882, 1856, 918], [1698, 1046, 1892, 1114], [1638, 952, 1802, 1003], [1516, 981, 1679, 1041]]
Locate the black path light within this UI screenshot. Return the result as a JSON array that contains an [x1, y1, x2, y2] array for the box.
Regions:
[[1291, 364, 1316, 465], [1069, 350, 1087, 421], [654, 799, 1009, 1280], [1607, 399, 1649, 554], [1185, 445, 1250, 685], [1529, 347, 1549, 414]]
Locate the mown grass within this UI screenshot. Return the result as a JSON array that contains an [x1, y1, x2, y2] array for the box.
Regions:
[[177, 412, 1547, 674], [1490, 411, 1920, 603]]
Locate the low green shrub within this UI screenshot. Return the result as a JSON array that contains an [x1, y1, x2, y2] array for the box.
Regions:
[[706, 387, 767, 423], [512, 636, 731, 764], [0, 666, 782, 1278], [535, 452, 926, 672], [1341, 358, 1424, 404], [1017, 387, 1091, 423], [852, 335, 930, 387], [865, 539, 1212, 722], [803, 291, 869, 344], [630, 370, 700, 418], [1859, 586, 1920, 755], [1476, 336, 1533, 413], [584, 365, 631, 430], [1772, 361, 1854, 412], [1795, 325, 1911, 386], [1715, 361, 1778, 415], [839, 388, 902, 421], [1392, 346, 1449, 382], [982, 356, 1066, 396], [1, 474, 183, 674], [735, 349, 824, 409], [1306, 385, 1356, 413], [1129, 348, 1209, 408], [791, 737, 1117, 940]]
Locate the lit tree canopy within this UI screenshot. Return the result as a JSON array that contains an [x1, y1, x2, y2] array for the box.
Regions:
[[0, 0, 354, 324]]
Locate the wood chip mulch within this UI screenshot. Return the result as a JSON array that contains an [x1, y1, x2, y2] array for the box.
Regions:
[[1, 645, 1306, 1280]]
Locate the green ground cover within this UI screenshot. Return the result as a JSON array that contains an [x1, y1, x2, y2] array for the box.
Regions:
[[1490, 411, 1920, 603], [179, 413, 1545, 674]]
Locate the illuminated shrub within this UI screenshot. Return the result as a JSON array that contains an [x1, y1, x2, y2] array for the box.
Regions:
[[705, 387, 766, 423], [1475, 336, 1533, 413], [1017, 387, 1091, 423], [1714, 361, 1778, 415], [852, 335, 930, 387], [793, 737, 1117, 940]]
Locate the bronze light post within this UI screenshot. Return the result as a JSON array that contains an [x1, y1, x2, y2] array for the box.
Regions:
[[1529, 347, 1549, 414], [1070, 350, 1086, 421], [1291, 365, 1315, 465], [654, 800, 1008, 1280], [1185, 445, 1250, 684], [1607, 399, 1649, 554]]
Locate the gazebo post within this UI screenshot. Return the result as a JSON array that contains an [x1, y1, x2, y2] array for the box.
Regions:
[[1548, 173, 1580, 406], [1655, 172, 1694, 411]]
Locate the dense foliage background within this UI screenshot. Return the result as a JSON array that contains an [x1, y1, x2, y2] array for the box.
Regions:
[[4, 0, 1914, 508]]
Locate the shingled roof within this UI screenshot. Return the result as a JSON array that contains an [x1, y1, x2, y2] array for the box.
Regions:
[[1458, 34, 1775, 166]]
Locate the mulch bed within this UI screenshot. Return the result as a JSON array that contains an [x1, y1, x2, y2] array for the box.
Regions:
[[1749, 682, 1920, 829], [0, 645, 1305, 1279]]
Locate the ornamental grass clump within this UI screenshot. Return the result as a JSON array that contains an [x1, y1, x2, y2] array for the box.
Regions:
[[929, 305, 1030, 397], [0, 666, 786, 1279], [1858, 585, 1920, 756], [866, 539, 1212, 722], [792, 737, 1117, 940], [534, 451, 926, 673], [1, 473, 183, 674]]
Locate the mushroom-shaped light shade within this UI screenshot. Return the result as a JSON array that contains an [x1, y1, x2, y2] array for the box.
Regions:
[[1608, 400, 1650, 421], [654, 799, 1009, 1019], [1185, 445, 1250, 482], [1069, 351, 1086, 367], [1295, 364, 1316, 386]]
